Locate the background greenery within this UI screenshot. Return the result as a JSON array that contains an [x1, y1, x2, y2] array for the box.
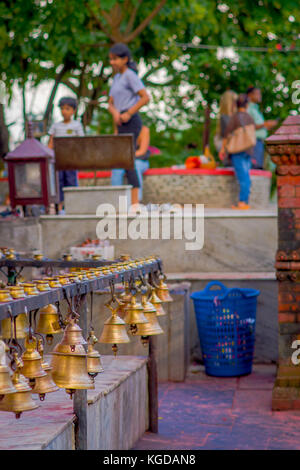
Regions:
[[1, 0, 299, 168]]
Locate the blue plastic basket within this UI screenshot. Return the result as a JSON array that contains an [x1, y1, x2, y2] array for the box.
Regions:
[[191, 281, 260, 377]]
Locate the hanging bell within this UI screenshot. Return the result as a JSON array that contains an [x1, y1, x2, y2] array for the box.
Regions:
[[21, 336, 47, 382], [36, 304, 63, 345], [156, 278, 173, 303], [99, 306, 130, 356], [148, 289, 167, 317], [50, 352, 95, 398], [1, 313, 28, 339], [54, 317, 87, 353], [0, 340, 16, 398], [0, 354, 39, 418], [30, 339, 58, 401], [124, 295, 149, 334], [135, 296, 164, 341], [87, 329, 104, 378]]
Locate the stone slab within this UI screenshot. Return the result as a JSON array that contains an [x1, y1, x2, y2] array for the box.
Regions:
[[39, 209, 277, 273], [78, 170, 272, 208], [0, 355, 148, 450], [64, 185, 132, 215]]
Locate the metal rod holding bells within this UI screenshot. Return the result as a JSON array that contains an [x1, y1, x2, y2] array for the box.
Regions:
[[148, 336, 158, 433], [73, 293, 88, 451]]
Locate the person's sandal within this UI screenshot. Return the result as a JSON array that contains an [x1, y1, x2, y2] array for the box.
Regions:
[[231, 202, 251, 210]]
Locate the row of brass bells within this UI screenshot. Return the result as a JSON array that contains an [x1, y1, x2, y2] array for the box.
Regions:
[[156, 278, 173, 303], [21, 336, 47, 384], [0, 352, 39, 418], [30, 339, 58, 401], [50, 317, 94, 398], [36, 304, 63, 344], [99, 305, 130, 356], [0, 340, 16, 398], [1, 313, 28, 339], [87, 329, 104, 378]]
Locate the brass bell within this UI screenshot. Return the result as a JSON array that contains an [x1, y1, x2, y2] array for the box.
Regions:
[[0, 289, 13, 303], [0, 353, 39, 418], [156, 278, 173, 303], [50, 352, 95, 398], [0, 340, 16, 397], [1, 313, 28, 339], [21, 336, 47, 382], [21, 283, 39, 296], [124, 295, 149, 334], [148, 289, 167, 317], [36, 304, 63, 344], [34, 280, 51, 292], [99, 305, 130, 356], [7, 285, 26, 299], [87, 329, 104, 378], [135, 296, 164, 340], [54, 317, 87, 353], [30, 339, 58, 401]]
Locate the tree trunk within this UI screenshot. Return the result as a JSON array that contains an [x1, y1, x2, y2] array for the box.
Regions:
[[0, 104, 9, 168]]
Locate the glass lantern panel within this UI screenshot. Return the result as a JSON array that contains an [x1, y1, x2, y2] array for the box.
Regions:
[[48, 162, 56, 197], [14, 162, 42, 198]]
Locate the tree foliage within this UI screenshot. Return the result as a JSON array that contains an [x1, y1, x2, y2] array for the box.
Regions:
[[0, 0, 299, 157]]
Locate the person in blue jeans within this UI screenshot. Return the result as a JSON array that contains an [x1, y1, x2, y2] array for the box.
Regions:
[[219, 94, 256, 210], [111, 126, 150, 201]]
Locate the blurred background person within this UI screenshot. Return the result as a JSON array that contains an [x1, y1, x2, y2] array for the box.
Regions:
[[247, 86, 278, 169], [219, 93, 256, 210], [214, 90, 237, 165]]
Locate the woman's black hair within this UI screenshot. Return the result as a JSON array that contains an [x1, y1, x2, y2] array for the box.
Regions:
[[236, 93, 248, 109], [109, 43, 138, 73]]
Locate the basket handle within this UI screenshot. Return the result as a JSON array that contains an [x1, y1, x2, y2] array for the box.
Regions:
[[202, 281, 229, 296]]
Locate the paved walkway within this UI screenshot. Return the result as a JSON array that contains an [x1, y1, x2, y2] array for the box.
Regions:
[[134, 364, 300, 450]]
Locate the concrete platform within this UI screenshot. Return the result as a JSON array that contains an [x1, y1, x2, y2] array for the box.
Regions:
[[0, 356, 148, 450], [39, 208, 277, 273], [64, 185, 132, 215], [134, 364, 300, 450]]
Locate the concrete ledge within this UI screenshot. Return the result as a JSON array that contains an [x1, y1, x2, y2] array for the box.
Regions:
[[64, 185, 132, 214], [77, 167, 272, 208], [40, 210, 277, 272], [0, 356, 148, 450]]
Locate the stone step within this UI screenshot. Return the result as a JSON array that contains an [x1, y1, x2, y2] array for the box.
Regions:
[[40, 208, 277, 273], [63, 185, 132, 215]]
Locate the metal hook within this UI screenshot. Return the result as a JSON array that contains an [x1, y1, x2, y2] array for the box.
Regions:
[[109, 279, 116, 303]]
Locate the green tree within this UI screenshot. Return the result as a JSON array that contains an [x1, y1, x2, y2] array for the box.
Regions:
[[0, 0, 299, 158]]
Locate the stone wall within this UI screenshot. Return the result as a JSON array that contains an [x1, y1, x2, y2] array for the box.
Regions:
[[78, 168, 272, 208]]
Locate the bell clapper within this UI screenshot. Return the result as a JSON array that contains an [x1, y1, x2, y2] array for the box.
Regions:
[[39, 393, 45, 401], [141, 336, 150, 347], [46, 334, 54, 345], [0, 394, 4, 402], [112, 344, 118, 357], [29, 378, 36, 388], [130, 324, 138, 335], [66, 389, 75, 399]]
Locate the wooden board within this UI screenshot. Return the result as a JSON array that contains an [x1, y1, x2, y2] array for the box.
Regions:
[[54, 134, 135, 170]]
